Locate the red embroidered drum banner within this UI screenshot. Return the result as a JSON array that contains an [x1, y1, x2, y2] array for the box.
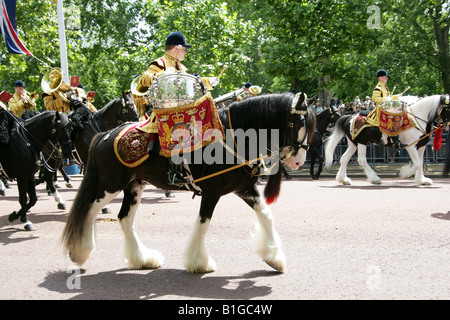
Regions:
[[152, 92, 224, 157], [378, 108, 415, 136]]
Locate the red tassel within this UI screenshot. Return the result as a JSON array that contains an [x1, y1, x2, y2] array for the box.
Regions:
[[434, 124, 442, 151]]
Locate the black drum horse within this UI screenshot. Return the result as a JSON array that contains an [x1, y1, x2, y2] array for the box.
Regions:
[[0, 110, 73, 231], [69, 91, 138, 165], [62, 92, 315, 273], [33, 92, 138, 212], [308, 105, 340, 179]]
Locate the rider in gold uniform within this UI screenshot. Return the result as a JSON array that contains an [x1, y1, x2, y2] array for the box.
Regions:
[[8, 80, 37, 117], [367, 69, 404, 148], [42, 69, 88, 114], [367, 69, 400, 126]]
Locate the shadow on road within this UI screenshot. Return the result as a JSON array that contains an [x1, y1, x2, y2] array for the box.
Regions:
[[39, 268, 278, 300]]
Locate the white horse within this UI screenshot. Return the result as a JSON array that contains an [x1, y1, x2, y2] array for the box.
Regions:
[[324, 95, 450, 186]]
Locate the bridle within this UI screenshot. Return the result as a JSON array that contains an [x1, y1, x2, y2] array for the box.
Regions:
[[10, 111, 73, 171], [92, 95, 137, 129], [283, 93, 310, 159]]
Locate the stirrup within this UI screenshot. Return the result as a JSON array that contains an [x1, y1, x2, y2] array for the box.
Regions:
[[168, 173, 190, 185]]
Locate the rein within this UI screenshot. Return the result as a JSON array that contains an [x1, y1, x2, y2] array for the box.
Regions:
[[91, 97, 131, 129], [192, 97, 309, 183], [402, 101, 449, 148], [7, 111, 67, 165]]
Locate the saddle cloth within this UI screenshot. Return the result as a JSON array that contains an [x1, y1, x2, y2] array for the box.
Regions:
[[114, 92, 224, 167], [114, 122, 158, 167], [352, 107, 415, 139]]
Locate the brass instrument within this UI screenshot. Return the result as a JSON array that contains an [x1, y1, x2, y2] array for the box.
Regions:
[[130, 75, 150, 97], [22, 90, 38, 107], [41, 67, 64, 94], [87, 96, 95, 104], [249, 85, 262, 96]]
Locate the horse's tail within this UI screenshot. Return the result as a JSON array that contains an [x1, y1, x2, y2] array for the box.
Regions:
[[61, 132, 103, 263], [324, 116, 348, 168], [264, 164, 283, 204]]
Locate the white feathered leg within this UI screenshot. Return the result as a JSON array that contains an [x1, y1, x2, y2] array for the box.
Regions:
[[400, 146, 432, 185], [252, 197, 286, 272], [120, 183, 164, 269], [336, 141, 357, 185], [184, 216, 217, 273], [70, 191, 119, 266], [357, 144, 382, 184]]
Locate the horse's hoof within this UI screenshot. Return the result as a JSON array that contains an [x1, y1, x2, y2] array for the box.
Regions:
[[8, 211, 19, 222], [0, 190, 5, 196], [101, 207, 111, 214], [165, 190, 175, 198], [66, 183, 73, 188], [47, 190, 53, 196], [24, 222, 35, 231], [58, 203, 66, 210], [54, 183, 61, 188]]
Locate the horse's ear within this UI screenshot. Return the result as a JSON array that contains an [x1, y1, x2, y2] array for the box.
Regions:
[[293, 92, 308, 111], [306, 95, 317, 106]]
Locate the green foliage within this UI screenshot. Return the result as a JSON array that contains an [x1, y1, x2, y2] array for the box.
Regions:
[[0, 0, 448, 109]]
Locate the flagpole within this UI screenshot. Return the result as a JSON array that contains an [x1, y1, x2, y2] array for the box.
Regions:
[[56, 0, 69, 83]]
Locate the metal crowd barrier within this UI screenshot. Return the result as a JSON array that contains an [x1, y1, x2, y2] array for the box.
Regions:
[[293, 133, 448, 176]]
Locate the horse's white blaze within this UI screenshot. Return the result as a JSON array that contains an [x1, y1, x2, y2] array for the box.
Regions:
[[252, 198, 286, 272], [284, 127, 308, 170], [184, 217, 216, 273], [121, 184, 164, 269], [69, 191, 119, 266]]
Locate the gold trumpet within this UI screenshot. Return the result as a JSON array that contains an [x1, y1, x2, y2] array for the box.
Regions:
[[22, 90, 39, 106], [130, 75, 150, 96]]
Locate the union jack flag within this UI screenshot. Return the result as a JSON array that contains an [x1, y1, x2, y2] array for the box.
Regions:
[[0, 0, 32, 55]]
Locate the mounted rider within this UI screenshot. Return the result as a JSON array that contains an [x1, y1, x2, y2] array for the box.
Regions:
[[367, 69, 401, 123], [366, 69, 406, 148], [41, 68, 87, 114], [8, 80, 37, 117], [133, 32, 221, 186]]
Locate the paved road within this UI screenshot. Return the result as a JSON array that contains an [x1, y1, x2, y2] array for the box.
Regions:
[[1, 173, 450, 300]]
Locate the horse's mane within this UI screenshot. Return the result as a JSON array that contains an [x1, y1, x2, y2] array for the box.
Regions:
[[223, 93, 292, 131], [409, 95, 442, 122], [70, 106, 93, 132], [95, 98, 118, 118], [221, 93, 315, 143], [0, 110, 16, 144]]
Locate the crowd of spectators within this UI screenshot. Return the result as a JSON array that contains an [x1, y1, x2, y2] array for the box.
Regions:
[[309, 95, 376, 116]]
